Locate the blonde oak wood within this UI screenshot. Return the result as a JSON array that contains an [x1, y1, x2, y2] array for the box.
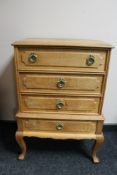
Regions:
[[15, 131, 26, 160], [92, 134, 104, 163], [13, 39, 112, 163], [15, 130, 103, 161], [16, 114, 104, 135], [16, 112, 104, 121], [19, 73, 103, 94], [20, 95, 100, 114], [96, 120, 104, 134], [18, 69, 106, 75], [22, 119, 97, 133], [18, 131, 97, 140], [98, 50, 112, 114], [18, 49, 106, 72], [12, 38, 113, 48]]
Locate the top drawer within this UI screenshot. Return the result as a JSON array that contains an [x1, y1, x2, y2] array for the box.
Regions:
[[17, 49, 106, 72]]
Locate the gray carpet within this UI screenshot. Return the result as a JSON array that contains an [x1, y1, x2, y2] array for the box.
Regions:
[[0, 122, 117, 175]]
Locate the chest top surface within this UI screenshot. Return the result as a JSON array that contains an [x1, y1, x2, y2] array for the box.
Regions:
[[12, 38, 113, 48]]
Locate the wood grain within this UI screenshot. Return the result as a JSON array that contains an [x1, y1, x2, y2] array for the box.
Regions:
[[17, 49, 106, 72], [13, 39, 112, 162], [12, 39, 113, 48], [19, 73, 103, 94], [92, 134, 104, 163], [16, 112, 104, 121], [20, 95, 100, 114], [22, 119, 96, 133]]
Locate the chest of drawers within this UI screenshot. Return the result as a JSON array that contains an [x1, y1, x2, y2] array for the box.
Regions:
[[13, 39, 112, 163]]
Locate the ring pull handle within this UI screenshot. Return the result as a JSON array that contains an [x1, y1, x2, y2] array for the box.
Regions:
[[56, 122, 64, 130], [57, 79, 65, 88], [86, 55, 95, 66], [56, 100, 64, 110], [28, 53, 38, 63]]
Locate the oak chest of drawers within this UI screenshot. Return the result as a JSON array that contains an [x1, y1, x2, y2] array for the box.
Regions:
[[13, 39, 112, 163]]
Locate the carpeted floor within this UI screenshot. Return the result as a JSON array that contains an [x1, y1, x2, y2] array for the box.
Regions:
[[0, 122, 117, 175]]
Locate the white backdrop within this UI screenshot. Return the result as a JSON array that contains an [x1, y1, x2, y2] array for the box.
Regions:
[[0, 0, 117, 123]]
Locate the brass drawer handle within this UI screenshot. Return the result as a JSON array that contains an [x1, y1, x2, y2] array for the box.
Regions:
[[56, 122, 64, 130], [56, 100, 64, 109], [86, 55, 95, 66], [57, 79, 65, 88], [28, 53, 38, 63]]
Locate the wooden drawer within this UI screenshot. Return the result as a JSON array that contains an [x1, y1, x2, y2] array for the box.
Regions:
[[19, 73, 103, 94], [18, 49, 106, 72], [21, 119, 96, 133], [20, 95, 100, 114]]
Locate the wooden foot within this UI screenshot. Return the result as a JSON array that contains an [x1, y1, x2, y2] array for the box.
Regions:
[[15, 131, 26, 160], [92, 134, 104, 163]]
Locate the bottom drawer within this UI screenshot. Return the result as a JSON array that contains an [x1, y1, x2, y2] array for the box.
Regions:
[[19, 119, 96, 134]]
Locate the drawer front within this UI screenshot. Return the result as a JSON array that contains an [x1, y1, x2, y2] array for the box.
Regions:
[[18, 49, 106, 72], [22, 119, 96, 133], [19, 73, 103, 94], [21, 95, 100, 114]]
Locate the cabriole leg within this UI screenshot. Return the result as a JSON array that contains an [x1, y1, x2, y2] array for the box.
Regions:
[[15, 131, 26, 160], [92, 134, 104, 163]]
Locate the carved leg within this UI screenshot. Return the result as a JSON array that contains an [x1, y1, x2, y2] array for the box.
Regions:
[[15, 131, 26, 160], [92, 134, 104, 163]]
